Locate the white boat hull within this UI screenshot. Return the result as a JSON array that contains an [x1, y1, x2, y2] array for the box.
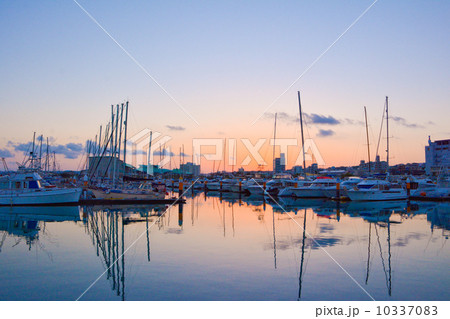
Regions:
[[279, 187, 326, 198], [0, 188, 82, 206], [347, 189, 407, 201]]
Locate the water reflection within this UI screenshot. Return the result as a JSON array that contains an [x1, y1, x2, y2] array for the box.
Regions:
[[81, 204, 167, 300], [0, 206, 80, 252], [0, 195, 448, 301]]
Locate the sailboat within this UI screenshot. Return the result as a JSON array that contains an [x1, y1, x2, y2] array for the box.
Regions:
[[347, 97, 407, 201], [278, 91, 313, 197]]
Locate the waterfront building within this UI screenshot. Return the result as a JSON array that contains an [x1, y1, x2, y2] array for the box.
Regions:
[[180, 162, 201, 176], [274, 153, 286, 173], [425, 137, 450, 176], [88, 156, 125, 179]]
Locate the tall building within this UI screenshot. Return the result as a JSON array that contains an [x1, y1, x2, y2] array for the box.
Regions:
[[274, 153, 286, 173], [425, 137, 450, 176]]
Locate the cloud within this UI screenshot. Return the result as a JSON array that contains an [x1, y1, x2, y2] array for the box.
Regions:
[[391, 116, 424, 129], [9, 141, 84, 160], [51, 143, 84, 159], [317, 129, 335, 137], [264, 112, 359, 126], [166, 125, 185, 131], [66, 143, 83, 152], [0, 148, 14, 158], [305, 113, 340, 125], [153, 150, 175, 156]]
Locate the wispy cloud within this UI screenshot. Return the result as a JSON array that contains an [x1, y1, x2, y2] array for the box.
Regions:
[[305, 114, 340, 125], [166, 125, 186, 131], [0, 148, 14, 158], [317, 129, 335, 137], [8, 141, 84, 159], [263, 112, 361, 126], [153, 150, 175, 156], [391, 116, 424, 129]]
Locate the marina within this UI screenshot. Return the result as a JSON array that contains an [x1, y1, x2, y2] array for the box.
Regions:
[[0, 1, 449, 309]]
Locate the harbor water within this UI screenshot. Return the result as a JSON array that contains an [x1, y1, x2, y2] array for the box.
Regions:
[[0, 192, 448, 301]]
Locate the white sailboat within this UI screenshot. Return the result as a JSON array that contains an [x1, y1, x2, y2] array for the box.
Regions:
[[347, 97, 407, 201]]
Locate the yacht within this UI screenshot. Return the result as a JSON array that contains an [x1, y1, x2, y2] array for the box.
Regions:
[[322, 177, 362, 199], [0, 171, 82, 205], [347, 179, 407, 201], [278, 177, 337, 198]]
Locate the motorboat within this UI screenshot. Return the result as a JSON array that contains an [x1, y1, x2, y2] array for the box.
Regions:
[[0, 171, 82, 206], [347, 179, 407, 201]]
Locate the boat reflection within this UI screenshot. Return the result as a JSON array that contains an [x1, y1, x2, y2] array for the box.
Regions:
[[0, 206, 80, 251]]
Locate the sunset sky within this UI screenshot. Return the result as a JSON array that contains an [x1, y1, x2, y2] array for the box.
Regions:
[[1, 0, 449, 173]]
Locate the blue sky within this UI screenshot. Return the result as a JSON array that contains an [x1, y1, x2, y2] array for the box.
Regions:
[[0, 0, 449, 170]]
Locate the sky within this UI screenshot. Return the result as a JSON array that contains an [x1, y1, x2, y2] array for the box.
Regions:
[[0, 0, 449, 173]]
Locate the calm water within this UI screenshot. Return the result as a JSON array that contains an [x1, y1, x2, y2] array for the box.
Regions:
[[0, 192, 449, 301]]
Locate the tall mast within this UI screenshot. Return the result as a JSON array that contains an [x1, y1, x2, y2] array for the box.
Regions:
[[98, 125, 102, 157], [298, 91, 306, 178], [39, 135, 43, 169], [117, 104, 124, 182], [111, 105, 114, 156], [123, 101, 129, 177], [31, 132, 36, 169], [386, 96, 389, 173], [364, 106, 371, 174], [46, 137, 49, 172], [272, 113, 277, 173], [147, 131, 152, 176], [113, 104, 120, 186], [223, 138, 226, 173]]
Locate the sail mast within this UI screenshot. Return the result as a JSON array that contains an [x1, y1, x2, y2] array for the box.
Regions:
[[272, 113, 277, 173], [386, 96, 389, 173], [364, 106, 371, 174], [147, 131, 152, 176], [31, 132, 36, 169], [123, 102, 128, 175], [298, 91, 306, 178]]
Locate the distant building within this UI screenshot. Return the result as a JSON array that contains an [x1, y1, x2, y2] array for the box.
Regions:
[[274, 153, 286, 173], [374, 155, 388, 173], [180, 162, 200, 176], [357, 155, 388, 175], [306, 163, 319, 174], [425, 137, 450, 176], [291, 165, 304, 175], [88, 156, 125, 179]]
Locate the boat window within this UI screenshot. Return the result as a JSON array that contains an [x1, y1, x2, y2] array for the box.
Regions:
[[358, 184, 374, 189], [29, 180, 40, 189], [15, 182, 21, 189]]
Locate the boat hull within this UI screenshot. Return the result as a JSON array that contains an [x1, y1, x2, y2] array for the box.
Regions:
[[90, 189, 165, 200], [347, 189, 407, 201], [0, 188, 82, 206]]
